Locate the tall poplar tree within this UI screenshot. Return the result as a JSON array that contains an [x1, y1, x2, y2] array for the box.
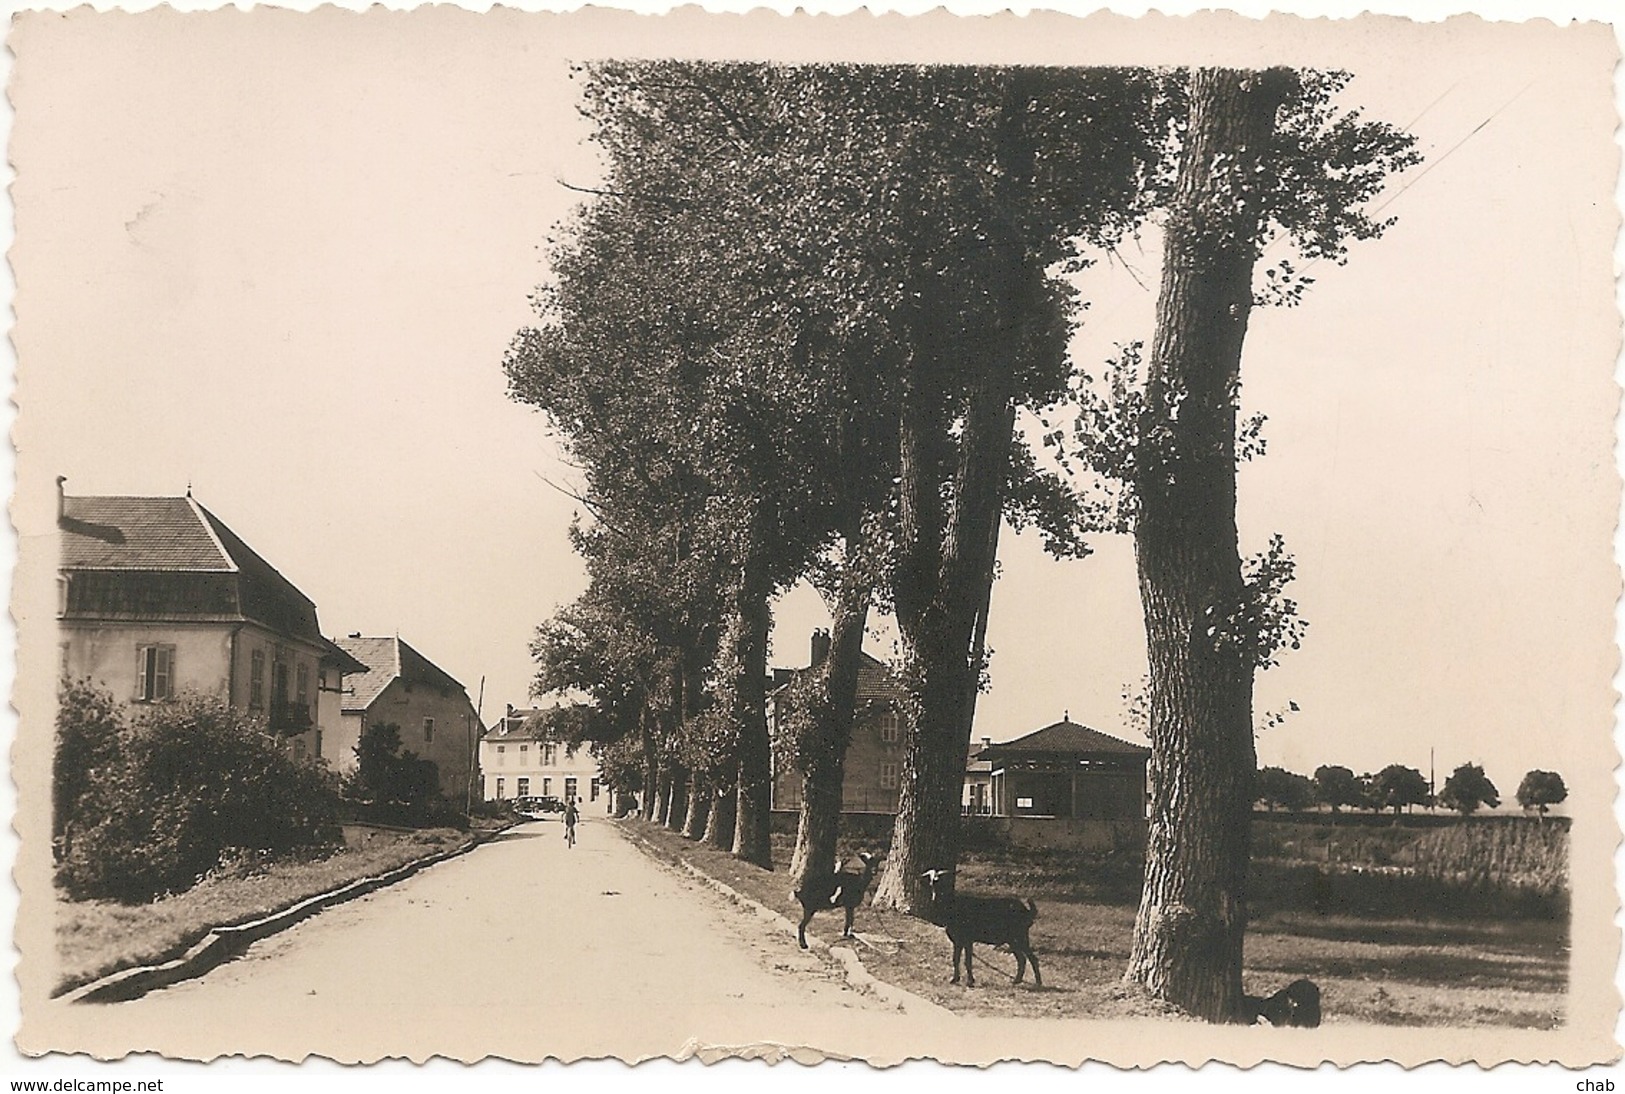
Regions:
[[1113, 68, 1417, 1021]]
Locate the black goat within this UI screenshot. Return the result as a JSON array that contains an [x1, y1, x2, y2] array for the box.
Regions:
[[1243, 979, 1322, 1028], [793, 851, 880, 950], [920, 868, 1041, 988]]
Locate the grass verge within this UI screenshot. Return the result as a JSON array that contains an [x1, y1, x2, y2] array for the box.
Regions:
[[54, 827, 474, 996], [620, 818, 1567, 1028]]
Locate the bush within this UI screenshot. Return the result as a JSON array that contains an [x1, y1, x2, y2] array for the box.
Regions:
[[468, 797, 516, 820], [57, 692, 342, 902], [342, 722, 443, 822], [54, 680, 125, 862]]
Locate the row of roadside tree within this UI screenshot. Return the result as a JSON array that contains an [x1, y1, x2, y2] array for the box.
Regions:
[[1256, 762, 1568, 817], [504, 61, 1418, 1022]]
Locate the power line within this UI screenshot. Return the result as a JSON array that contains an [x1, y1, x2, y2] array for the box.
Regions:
[[1369, 80, 1534, 220]]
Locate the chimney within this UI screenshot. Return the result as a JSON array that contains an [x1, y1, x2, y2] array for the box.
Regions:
[[810, 629, 831, 667], [56, 476, 66, 523]]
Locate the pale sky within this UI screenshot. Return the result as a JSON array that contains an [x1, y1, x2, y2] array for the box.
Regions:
[[10, 5, 1618, 813]]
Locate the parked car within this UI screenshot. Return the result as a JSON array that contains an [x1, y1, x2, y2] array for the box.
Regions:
[[514, 795, 565, 817]]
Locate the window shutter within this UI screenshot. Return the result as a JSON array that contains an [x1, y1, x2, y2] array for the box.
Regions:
[[155, 646, 172, 700]]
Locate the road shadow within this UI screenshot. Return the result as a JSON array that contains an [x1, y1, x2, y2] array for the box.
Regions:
[[486, 828, 550, 842]]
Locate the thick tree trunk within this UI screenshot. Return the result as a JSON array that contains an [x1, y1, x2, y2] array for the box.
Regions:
[[663, 763, 689, 829], [1123, 67, 1293, 1024], [682, 773, 709, 839], [705, 780, 737, 849], [788, 565, 871, 891], [652, 764, 672, 826], [729, 549, 775, 869], [669, 764, 691, 829], [872, 375, 1015, 913], [871, 80, 1046, 913], [639, 715, 657, 822]]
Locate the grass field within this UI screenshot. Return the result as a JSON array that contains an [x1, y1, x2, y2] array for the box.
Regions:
[[53, 827, 473, 997], [623, 818, 1567, 1028]]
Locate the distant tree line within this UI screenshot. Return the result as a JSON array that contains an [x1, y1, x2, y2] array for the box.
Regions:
[[1256, 761, 1567, 818]]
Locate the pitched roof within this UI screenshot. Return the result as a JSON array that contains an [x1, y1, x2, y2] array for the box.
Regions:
[[487, 708, 550, 742], [319, 636, 373, 675], [336, 635, 469, 714], [61, 495, 233, 570], [60, 494, 322, 642], [771, 650, 904, 699], [978, 719, 1150, 760]]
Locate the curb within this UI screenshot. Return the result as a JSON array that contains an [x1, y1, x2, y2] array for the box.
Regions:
[[618, 824, 952, 1020], [59, 821, 520, 1005]]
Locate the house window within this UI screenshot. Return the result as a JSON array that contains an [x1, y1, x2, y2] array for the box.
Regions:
[[544, 744, 558, 766], [136, 644, 175, 701], [878, 711, 900, 743], [518, 777, 530, 798], [520, 744, 529, 761], [423, 717, 435, 743], [272, 659, 289, 705], [564, 776, 577, 802], [543, 777, 551, 797], [318, 668, 328, 690], [250, 649, 265, 708], [296, 663, 310, 707], [879, 762, 898, 790], [497, 745, 506, 766], [496, 777, 505, 800], [590, 778, 600, 801]]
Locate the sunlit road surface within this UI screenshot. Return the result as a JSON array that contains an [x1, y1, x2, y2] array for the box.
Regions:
[[29, 816, 938, 1063], [26, 817, 1519, 1067]]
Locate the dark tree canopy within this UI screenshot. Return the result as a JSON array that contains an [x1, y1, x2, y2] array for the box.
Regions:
[[1255, 766, 1315, 812], [1312, 764, 1367, 813], [1370, 764, 1431, 815], [1439, 762, 1501, 816], [1516, 769, 1567, 816]]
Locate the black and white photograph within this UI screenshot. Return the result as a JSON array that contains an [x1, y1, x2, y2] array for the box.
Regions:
[[4, 0, 1621, 1087]]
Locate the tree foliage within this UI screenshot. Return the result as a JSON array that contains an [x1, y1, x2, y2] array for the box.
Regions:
[[1312, 764, 1367, 813], [57, 691, 341, 902], [345, 722, 441, 815], [1515, 769, 1566, 817], [1439, 762, 1501, 816], [1369, 764, 1431, 815], [54, 678, 125, 862], [1255, 765, 1315, 811]]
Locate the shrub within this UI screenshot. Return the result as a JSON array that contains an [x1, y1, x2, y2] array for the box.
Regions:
[[57, 692, 342, 902], [54, 680, 125, 862], [343, 722, 442, 821]]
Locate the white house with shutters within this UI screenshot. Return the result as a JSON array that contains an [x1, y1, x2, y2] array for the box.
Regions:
[[479, 705, 605, 810], [57, 485, 365, 762]]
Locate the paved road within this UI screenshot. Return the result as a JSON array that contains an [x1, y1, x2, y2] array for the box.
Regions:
[[31, 816, 952, 1063]]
